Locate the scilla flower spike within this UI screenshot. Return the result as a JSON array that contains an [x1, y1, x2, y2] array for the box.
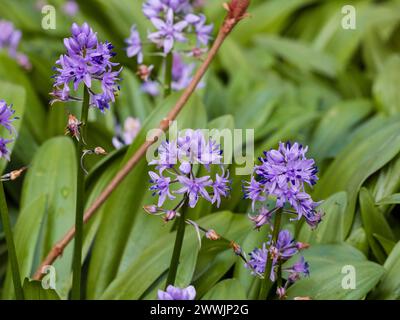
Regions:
[[146, 129, 230, 287], [243, 142, 322, 300], [126, 0, 213, 96], [50, 22, 121, 300], [0, 100, 24, 299]]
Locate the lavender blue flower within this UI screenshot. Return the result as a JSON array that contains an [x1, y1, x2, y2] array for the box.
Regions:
[[51, 23, 121, 112], [158, 285, 196, 300], [0, 20, 30, 70], [149, 171, 176, 207], [0, 100, 17, 134], [148, 129, 229, 209], [244, 142, 322, 228], [0, 138, 12, 161], [148, 8, 188, 54], [212, 169, 231, 207], [246, 230, 308, 283], [285, 256, 310, 282], [125, 25, 143, 64]]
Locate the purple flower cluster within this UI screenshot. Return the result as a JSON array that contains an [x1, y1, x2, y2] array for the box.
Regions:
[[244, 142, 322, 228], [125, 0, 212, 95], [51, 23, 121, 112], [148, 129, 230, 211], [0, 20, 31, 70], [158, 285, 196, 300], [246, 230, 309, 283], [0, 100, 18, 161]]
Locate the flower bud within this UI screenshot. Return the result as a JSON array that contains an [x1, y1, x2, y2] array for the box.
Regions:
[[65, 114, 81, 141], [296, 242, 310, 250], [94, 146, 107, 155], [164, 210, 177, 222], [137, 64, 153, 81], [276, 287, 286, 299], [143, 205, 159, 214], [206, 229, 220, 241], [230, 241, 242, 256]]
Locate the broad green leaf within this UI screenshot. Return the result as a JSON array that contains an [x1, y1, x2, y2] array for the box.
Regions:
[[233, 0, 318, 42], [372, 234, 396, 256], [286, 244, 385, 300], [202, 279, 247, 300], [256, 36, 338, 77], [311, 100, 372, 161], [99, 212, 245, 299], [3, 137, 77, 299], [314, 120, 400, 236], [346, 227, 369, 256], [2, 196, 47, 299], [369, 241, 400, 299], [373, 55, 400, 115], [359, 188, 395, 264], [23, 279, 60, 300], [377, 193, 400, 205], [298, 191, 347, 244]]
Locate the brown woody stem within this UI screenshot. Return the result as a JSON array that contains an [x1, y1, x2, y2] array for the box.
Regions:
[[33, 2, 250, 281]]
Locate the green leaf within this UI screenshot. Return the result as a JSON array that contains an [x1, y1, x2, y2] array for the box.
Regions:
[[373, 55, 400, 115], [286, 244, 385, 300], [369, 241, 400, 299], [202, 279, 247, 300], [256, 36, 339, 77], [311, 100, 372, 161], [314, 120, 400, 236], [23, 279, 60, 300], [99, 212, 244, 299], [372, 234, 396, 256], [346, 228, 369, 256], [3, 137, 77, 299], [377, 193, 400, 205], [359, 188, 395, 264], [298, 191, 347, 244]]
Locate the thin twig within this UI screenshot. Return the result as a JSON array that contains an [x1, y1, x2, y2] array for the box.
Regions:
[[33, 1, 251, 281]]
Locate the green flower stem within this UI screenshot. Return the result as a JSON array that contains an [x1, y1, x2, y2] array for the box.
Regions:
[[164, 52, 173, 97], [258, 209, 282, 300], [0, 181, 24, 300], [71, 87, 90, 300], [165, 207, 187, 288]]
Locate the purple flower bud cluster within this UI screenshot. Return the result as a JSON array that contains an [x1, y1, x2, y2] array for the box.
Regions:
[[158, 285, 196, 300], [244, 142, 322, 228], [148, 129, 230, 209], [246, 230, 309, 283], [125, 0, 212, 95], [0, 20, 31, 70], [51, 23, 121, 112], [0, 100, 18, 161]]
